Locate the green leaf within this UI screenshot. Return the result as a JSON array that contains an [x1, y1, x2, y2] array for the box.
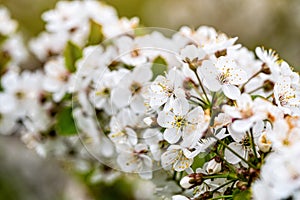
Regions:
[[63, 41, 82, 73], [55, 107, 77, 136], [151, 56, 167, 81], [87, 20, 104, 46], [233, 189, 251, 200], [191, 152, 216, 170]]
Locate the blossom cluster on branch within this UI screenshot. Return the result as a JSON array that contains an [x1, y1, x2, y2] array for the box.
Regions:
[[1, 1, 300, 199]]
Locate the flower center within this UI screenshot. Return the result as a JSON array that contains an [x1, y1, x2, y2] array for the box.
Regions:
[[217, 68, 231, 85], [130, 82, 142, 95], [96, 87, 110, 97], [172, 115, 187, 128], [240, 135, 250, 147], [15, 91, 26, 99]]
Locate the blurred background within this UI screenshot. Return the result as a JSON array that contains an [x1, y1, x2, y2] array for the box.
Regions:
[[0, 0, 300, 70]]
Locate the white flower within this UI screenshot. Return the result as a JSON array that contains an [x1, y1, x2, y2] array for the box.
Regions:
[[117, 143, 153, 179], [111, 64, 152, 113], [29, 32, 67, 60], [268, 116, 300, 150], [89, 69, 128, 115], [255, 47, 280, 74], [161, 144, 194, 172], [224, 121, 262, 165], [180, 44, 206, 66], [274, 77, 300, 116], [109, 108, 139, 146], [146, 68, 185, 110], [2, 34, 28, 65], [223, 93, 277, 132], [43, 57, 70, 102], [198, 57, 247, 99], [143, 128, 163, 161], [0, 6, 17, 35], [252, 145, 300, 200], [157, 98, 208, 144], [115, 36, 147, 66], [0, 70, 44, 117]]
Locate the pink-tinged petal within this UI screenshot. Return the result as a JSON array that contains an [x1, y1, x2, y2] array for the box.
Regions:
[[111, 87, 131, 108], [164, 128, 182, 144], [172, 98, 189, 116], [224, 143, 244, 164], [222, 85, 241, 100], [157, 111, 175, 128], [173, 156, 193, 171]]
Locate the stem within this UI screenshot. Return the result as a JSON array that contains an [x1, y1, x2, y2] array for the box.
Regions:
[[211, 180, 236, 193], [240, 70, 262, 92], [190, 95, 206, 105], [266, 93, 273, 100], [215, 150, 236, 173], [203, 172, 237, 180], [248, 85, 264, 94], [209, 195, 233, 200], [211, 135, 258, 169], [249, 131, 258, 160], [193, 69, 210, 104], [173, 171, 177, 181]]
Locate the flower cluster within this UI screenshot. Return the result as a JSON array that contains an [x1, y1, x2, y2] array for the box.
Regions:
[[1, 1, 300, 199]]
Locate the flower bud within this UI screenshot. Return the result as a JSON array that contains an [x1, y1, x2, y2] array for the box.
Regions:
[[179, 173, 203, 189], [258, 132, 272, 153], [206, 158, 222, 174], [179, 176, 194, 189]]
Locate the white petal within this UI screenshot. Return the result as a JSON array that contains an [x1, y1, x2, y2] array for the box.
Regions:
[[157, 111, 175, 128], [231, 119, 253, 133], [224, 143, 244, 164], [186, 107, 204, 124], [161, 149, 178, 169], [111, 87, 131, 108], [130, 95, 146, 114], [172, 98, 189, 116], [180, 45, 205, 60], [222, 85, 241, 100], [164, 128, 182, 144], [133, 64, 153, 83]]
